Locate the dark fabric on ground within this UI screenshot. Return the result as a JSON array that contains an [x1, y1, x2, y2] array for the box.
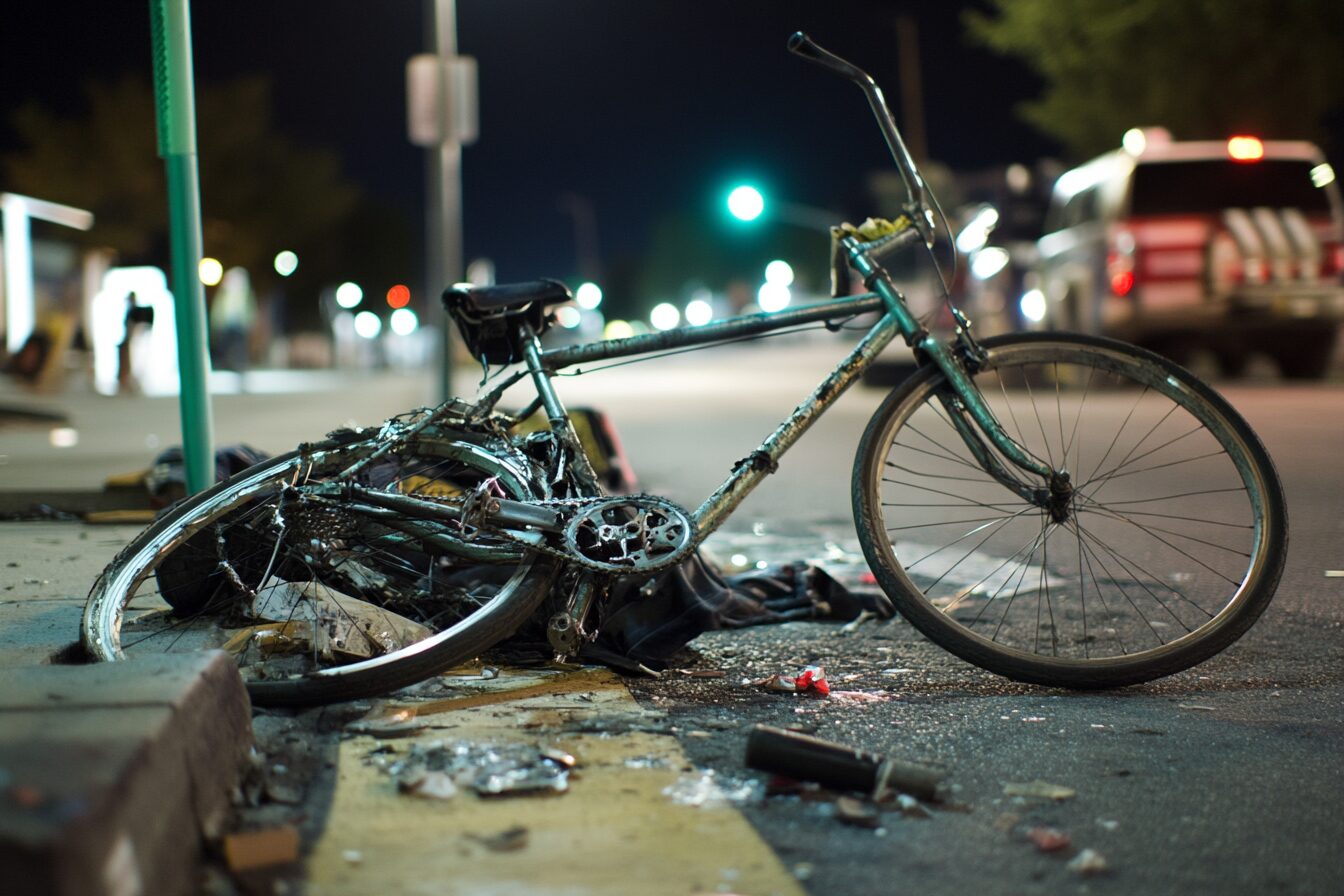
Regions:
[[583, 550, 894, 672]]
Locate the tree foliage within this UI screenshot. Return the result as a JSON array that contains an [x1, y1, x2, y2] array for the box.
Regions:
[[965, 0, 1344, 159], [2, 76, 363, 294]]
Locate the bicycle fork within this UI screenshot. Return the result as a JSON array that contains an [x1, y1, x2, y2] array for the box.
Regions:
[[848, 236, 1074, 521]]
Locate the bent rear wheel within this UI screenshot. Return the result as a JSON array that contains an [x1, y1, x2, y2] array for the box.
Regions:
[[83, 431, 556, 705], [853, 333, 1286, 688]]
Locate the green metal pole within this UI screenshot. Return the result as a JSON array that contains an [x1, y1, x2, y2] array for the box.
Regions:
[[149, 0, 214, 492]]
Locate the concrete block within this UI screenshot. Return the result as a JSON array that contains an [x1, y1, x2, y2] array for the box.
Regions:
[[0, 651, 253, 896]]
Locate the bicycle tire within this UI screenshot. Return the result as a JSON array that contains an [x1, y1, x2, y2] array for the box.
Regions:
[[852, 332, 1286, 688], [82, 430, 557, 706]]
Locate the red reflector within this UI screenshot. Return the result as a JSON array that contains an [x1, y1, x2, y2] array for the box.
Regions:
[[1111, 270, 1136, 296], [1227, 136, 1264, 162]]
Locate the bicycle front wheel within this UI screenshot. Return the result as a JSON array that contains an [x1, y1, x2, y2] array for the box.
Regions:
[[83, 430, 556, 705], [852, 333, 1286, 688]]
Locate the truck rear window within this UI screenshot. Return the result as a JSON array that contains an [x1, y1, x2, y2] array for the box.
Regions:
[[1129, 160, 1332, 216]]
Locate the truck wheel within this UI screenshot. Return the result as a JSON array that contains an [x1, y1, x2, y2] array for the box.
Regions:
[[1274, 329, 1338, 380]]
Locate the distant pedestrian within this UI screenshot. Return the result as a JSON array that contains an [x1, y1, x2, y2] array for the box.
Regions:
[[210, 267, 256, 371]]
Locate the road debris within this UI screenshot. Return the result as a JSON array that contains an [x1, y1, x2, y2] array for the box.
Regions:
[[1067, 847, 1110, 876], [830, 690, 890, 704], [398, 770, 458, 800], [755, 665, 830, 697], [837, 610, 877, 635], [663, 769, 763, 808], [893, 793, 932, 819], [1002, 780, 1076, 801], [371, 739, 573, 798], [242, 580, 431, 661], [834, 795, 881, 828], [745, 724, 946, 802], [468, 825, 530, 852], [1026, 826, 1072, 852]]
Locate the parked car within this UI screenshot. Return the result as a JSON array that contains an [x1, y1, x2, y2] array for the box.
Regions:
[[1034, 128, 1344, 378]]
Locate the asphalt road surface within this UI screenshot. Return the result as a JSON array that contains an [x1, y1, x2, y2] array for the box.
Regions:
[[9, 337, 1339, 894]]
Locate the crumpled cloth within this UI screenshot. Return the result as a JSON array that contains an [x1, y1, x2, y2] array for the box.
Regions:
[[579, 550, 894, 673]]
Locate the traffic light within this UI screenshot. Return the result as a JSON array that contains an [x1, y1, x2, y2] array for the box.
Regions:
[[726, 184, 765, 222]]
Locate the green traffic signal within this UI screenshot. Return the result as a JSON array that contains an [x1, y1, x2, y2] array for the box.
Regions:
[[726, 185, 765, 222]]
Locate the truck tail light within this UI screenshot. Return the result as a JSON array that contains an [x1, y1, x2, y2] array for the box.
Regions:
[[1321, 242, 1344, 277], [1107, 229, 1137, 296]]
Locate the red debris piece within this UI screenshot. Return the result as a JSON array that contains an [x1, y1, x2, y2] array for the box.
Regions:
[[794, 666, 830, 697], [1027, 826, 1072, 852], [755, 666, 830, 697]]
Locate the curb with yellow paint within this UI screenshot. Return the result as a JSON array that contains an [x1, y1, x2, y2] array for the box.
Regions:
[[307, 668, 806, 896]]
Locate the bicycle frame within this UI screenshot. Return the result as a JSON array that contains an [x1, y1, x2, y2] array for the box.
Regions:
[[511, 228, 1057, 545]]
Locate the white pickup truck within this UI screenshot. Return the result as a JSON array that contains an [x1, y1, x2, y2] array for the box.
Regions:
[[1035, 129, 1344, 378]]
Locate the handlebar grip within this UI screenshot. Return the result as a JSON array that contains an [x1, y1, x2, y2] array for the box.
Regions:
[[787, 32, 872, 85]]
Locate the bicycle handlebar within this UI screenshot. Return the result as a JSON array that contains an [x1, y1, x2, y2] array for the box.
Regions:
[[788, 32, 932, 239]]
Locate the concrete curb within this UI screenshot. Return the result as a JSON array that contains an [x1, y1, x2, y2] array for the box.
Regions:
[[0, 651, 253, 896]]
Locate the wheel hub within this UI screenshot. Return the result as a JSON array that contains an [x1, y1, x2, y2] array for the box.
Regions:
[[1046, 471, 1073, 523]]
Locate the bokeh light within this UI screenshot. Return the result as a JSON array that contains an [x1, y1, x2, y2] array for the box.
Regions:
[[335, 282, 363, 309], [556, 306, 582, 329], [764, 259, 794, 287], [198, 257, 223, 286], [389, 307, 418, 336], [757, 282, 790, 313], [603, 319, 634, 340], [273, 250, 298, 277], [575, 282, 603, 310], [353, 310, 382, 338], [650, 302, 680, 331], [684, 298, 713, 326], [727, 185, 765, 222]]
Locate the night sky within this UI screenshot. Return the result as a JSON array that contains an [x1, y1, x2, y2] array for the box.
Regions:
[[0, 1, 1053, 292]]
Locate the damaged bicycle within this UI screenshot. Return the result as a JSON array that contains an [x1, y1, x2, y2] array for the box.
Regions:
[[82, 34, 1286, 705]]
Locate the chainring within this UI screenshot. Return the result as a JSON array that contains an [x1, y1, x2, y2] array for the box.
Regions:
[[560, 494, 696, 575]]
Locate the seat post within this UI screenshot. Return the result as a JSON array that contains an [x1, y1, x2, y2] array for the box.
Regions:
[[518, 323, 604, 495]]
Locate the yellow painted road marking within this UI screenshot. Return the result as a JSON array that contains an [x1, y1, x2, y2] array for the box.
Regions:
[[307, 668, 805, 896]]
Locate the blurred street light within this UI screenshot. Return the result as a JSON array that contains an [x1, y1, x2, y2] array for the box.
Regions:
[[684, 298, 713, 326], [764, 259, 794, 287], [198, 257, 223, 286], [555, 305, 582, 329], [757, 281, 790, 313], [335, 281, 363, 309], [353, 310, 382, 338], [970, 246, 1011, 280], [575, 281, 603, 310], [273, 250, 298, 277], [604, 319, 634, 340], [1019, 288, 1047, 323], [650, 302, 680, 331], [390, 307, 418, 335]]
